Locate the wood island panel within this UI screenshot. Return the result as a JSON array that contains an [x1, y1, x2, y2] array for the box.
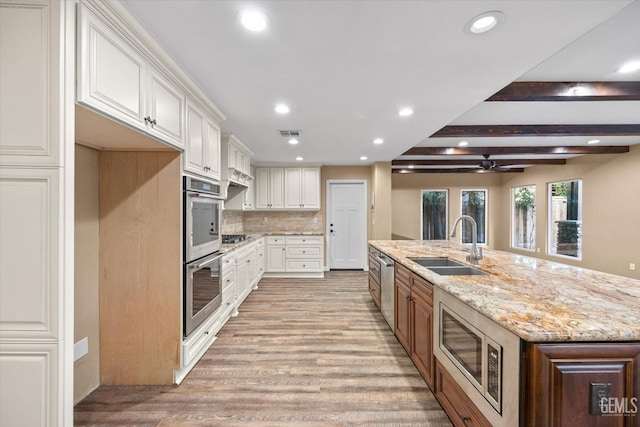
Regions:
[[99, 151, 181, 385]]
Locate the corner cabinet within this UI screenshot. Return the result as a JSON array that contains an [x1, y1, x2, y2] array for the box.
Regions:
[[184, 100, 221, 180], [255, 167, 285, 209], [77, 5, 186, 149], [256, 166, 320, 210], [525, 342, 640, 426]]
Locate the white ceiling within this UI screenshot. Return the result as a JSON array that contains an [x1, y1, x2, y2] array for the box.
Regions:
[[121, 0, 639, 166]]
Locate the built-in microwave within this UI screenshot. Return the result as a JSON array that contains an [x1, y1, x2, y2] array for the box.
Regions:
[[184, 252, 223, 337], [183, 176, 222, 263], [434, 288, 522, 427]]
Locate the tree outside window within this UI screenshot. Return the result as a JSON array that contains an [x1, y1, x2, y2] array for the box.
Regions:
[[512, 185, 536, 250], [461, 190, 487, 244], [421, 190, 448, 240], [548, 180, 582, 258]]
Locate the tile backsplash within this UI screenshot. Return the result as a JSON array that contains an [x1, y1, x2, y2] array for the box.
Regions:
[[221, 210, 244, 234], [243, 211, 323, 233]]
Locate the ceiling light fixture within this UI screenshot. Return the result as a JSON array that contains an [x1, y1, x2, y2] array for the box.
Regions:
[[618, 60, 640, 74], [239, 9, 268, 32], [587, 139, 600, 145], [288, 138, 299, 145], [458, 141, 469, 147], [274, 104, 290, 114], [296, 156, 303, 161], [408, 165, 415, 169], [398, 107, 414, 117], [360, 156, 368, 161], [373, 138, 384, 145], [466, 11, 504, 34]]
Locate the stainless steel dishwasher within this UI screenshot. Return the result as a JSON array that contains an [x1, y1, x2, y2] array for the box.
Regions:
[[378, 253, 395, 331]]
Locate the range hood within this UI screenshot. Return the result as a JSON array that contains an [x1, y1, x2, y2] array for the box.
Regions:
[[220, 133, 254, 200], [221, 168, 253, 199]]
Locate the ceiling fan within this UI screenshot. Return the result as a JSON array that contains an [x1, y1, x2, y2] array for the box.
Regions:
[[476, 154, 511, 173]]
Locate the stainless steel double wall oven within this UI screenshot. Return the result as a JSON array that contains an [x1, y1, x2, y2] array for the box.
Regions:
[[183, 176, 223, 337]]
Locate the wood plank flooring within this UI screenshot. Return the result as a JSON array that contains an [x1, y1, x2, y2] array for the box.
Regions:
[[74, 271, 452, 426]]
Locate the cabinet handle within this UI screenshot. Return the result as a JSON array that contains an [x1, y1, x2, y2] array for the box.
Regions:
[[461, 416, 471, 425], [406, 295, 411, 301]]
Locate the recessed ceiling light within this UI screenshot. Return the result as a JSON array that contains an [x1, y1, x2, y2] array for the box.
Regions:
[[360, 156, 368, 161], [398, 108, 414, 117], [288, 138, 299, 145], [296, 156, 303, 161], [618, 60, 640, 74], [466, 11, 504, 34], [587, 139, 600, 145], [274, 104, 290, 114], [408, 165, 415, 169], [373, 138, 384, 145], [239, 9, 267, 32], [458, 141, 469, 147]]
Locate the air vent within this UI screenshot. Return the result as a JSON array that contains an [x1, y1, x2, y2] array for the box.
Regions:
[[278, 130, 301, 137]]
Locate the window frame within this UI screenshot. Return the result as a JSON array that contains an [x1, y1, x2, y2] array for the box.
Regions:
[[420, 189, 449, 241], [510, 185, 536, 252], [460, 188, 488, 246]]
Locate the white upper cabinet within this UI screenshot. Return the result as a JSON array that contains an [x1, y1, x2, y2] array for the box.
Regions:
[[147, 69, 185, 147], [77, 5, 186, 149], [284, 167, 321, 210], [184, 100, 220, 180], [255, 167, 284, 209]]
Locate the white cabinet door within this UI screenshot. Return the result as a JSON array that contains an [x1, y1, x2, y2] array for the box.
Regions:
[[266, 244, 286, 272], [255, 168, 271, 209], [147, 69, 185, 148], [185, 102, 206, 175], [244, 167, 255, 210], [269, 168, 285, 209], [78, 6, 146, 130], [205, 118, 221, 180], [284, 168, 302, 209], [301, 168, 321, 209]]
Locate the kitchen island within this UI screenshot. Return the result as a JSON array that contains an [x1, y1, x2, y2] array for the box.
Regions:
[[369, 240, 640, 427]]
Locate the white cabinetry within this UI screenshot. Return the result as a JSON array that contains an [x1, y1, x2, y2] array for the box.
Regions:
[[255, 167, 284, 209], [221, 134, 253, 207], [265, 235, 324, 277], [184, 100, 221, 180], [77, 5, 186, 149], [284, 168, 320, 209], [0, 1, 70, 425]]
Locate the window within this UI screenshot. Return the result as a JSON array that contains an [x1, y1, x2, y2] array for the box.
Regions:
[[548, 180, 582, 259], [421, 190, 448, 240], [461, 190, 487, 245], [512, 185, 536, 250]]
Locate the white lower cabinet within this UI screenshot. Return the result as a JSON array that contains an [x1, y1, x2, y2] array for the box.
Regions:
[[265, 235, 324, 277], [178, 238, 263, 382]]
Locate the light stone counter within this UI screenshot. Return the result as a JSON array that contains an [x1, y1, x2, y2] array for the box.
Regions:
[[221, 232, 324, 253], [369, 240, 640, 342]]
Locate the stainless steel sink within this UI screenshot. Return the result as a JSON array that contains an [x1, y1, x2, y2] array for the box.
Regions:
[[427, 266, 488, 276], [409, 257, 466, 267]]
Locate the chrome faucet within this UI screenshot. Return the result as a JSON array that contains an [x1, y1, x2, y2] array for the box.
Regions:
[[450, 215, 483, 265]]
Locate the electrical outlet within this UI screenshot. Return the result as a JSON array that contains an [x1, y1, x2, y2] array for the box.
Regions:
[[263, 217, 268, 223], [313, 217, 318, 224], [630, 263, 636, 271], [590, 383, 611, 415]]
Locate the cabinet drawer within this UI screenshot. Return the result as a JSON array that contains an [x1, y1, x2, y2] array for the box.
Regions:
[[286, 245, 322, 258], [369, 277, 381, 308], [368, 255, 381, 283], [368, 245, 380, 257], [411, 274, 433, 303], [183, 322, 217, 367], [435, 359, 491, 427], [286, 235, 323, 245], [395, 262, 411, 287], [286, 260, 322, 272], [266, 236, 285, 245]]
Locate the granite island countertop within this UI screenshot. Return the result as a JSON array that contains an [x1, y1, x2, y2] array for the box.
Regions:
[[369, 240, 640, 342]]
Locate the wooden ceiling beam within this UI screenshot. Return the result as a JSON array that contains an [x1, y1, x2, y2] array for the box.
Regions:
[[431, 124, 640, 138], [487, 81, 640, 102], [402, 146, 630, 156], [392, 168, 524, 174], [392, 158, 566, 166]]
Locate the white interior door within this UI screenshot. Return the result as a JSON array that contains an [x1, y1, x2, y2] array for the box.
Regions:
[[327, 181, 366, 269]]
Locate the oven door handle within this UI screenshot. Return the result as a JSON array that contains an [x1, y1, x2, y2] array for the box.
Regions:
[[187, 192, 222, 200]]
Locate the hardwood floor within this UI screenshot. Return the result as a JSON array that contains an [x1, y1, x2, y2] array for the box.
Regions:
[[74, 271, 452, 426]]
